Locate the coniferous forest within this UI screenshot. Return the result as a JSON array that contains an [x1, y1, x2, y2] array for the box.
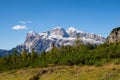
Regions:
[[0, 39, 120, 72]]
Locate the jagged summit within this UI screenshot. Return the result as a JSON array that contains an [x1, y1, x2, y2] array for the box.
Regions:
[[52, 26, 63, 30], [67, 27, 83, 33], [28, 30, 35, 33], [24, 31, 39, 44], [50, 27, 69, 38]]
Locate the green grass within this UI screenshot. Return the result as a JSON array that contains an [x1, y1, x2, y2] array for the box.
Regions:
[[0, 63, 120, 80]]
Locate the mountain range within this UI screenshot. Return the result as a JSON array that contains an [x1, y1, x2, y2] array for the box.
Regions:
[[0, 27, 105, 56], [16, 27, 105, 52]]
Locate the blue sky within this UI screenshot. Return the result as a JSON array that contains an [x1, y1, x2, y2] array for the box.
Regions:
[[0, 0, 120, 50]]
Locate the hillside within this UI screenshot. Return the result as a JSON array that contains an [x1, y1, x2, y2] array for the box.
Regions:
[[0, 64, 120, 80], [0, 27, 120, 79]]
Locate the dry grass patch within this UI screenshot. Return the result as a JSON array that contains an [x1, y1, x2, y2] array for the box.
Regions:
[[0, 64, 120, 80]]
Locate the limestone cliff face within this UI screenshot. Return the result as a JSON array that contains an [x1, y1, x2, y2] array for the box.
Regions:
[[106, 27, 120, 43]]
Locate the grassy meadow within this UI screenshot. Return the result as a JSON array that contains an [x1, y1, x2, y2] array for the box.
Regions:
[[0, 63, 120, 80]]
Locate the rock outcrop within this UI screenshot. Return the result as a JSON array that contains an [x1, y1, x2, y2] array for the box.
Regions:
[[106, 27, 120, 43]]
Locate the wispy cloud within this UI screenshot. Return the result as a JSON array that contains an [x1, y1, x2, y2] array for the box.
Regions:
[[12, 25, 28, 30], [19, 20, 32, 24], [19, 21, 27, 24]]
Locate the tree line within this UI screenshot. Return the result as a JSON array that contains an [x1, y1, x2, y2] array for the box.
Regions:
[[0, 40, 120, 72]]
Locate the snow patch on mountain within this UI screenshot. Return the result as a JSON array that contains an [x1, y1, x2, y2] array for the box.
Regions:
[[67, 27, 83, 33]]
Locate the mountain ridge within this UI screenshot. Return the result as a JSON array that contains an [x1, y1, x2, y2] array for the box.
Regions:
[[16, 27, 105, 52]]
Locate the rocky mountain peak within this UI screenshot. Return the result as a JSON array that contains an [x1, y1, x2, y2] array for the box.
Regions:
[[24, 31, 39, 43], [50, 27, 69, 38], [67, 27, 83, 34], [106, 27, 120, 43], [28, 31, 37, 36]]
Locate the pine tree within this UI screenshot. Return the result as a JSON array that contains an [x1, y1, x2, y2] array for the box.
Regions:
[[27, 53, 31, 61], [6, 54, 12, 64], [22, 49, 27, 61], [12, 49, 17, 64], [31, 48, 35, 61]]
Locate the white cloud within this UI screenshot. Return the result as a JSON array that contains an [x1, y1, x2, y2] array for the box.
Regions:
[[19, 20, 32, 24], [12, 25, 28, 30]]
